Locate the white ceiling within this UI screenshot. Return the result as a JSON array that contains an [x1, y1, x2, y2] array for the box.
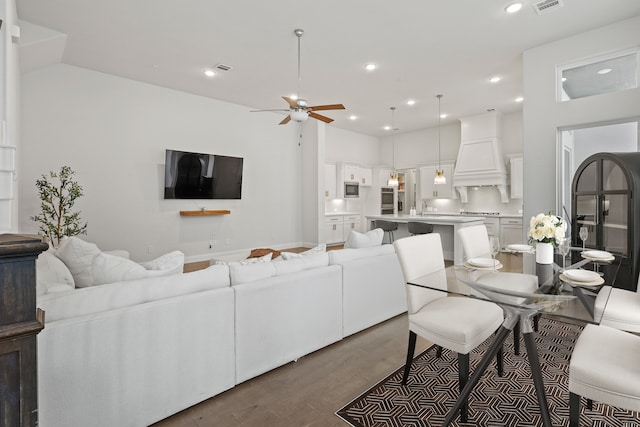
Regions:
[[16, 0, 640, 137]]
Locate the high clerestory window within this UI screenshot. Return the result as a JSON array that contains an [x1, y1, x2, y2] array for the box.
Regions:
[[557, 48, 639, 102]]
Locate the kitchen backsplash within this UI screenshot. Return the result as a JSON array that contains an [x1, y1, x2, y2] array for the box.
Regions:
[[424, 186, 523, 215]]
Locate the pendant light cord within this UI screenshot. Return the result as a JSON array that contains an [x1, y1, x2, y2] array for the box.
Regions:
[[391, 107, 396, 170], [437, 94, 442, 170]]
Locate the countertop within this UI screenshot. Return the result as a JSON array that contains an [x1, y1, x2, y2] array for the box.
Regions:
[[325, 212, 360, 217], [365, 214, 485, 224], [411, 211, 523, 219]]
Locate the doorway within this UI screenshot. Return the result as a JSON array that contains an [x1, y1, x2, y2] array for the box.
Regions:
[[557, 120, 639, 231]]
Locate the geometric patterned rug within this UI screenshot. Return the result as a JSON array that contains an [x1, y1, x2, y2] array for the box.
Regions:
[[336, 317, 640, 426]]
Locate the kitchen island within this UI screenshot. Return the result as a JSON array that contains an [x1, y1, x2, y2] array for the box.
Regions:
[[365, 214, 484, 264]]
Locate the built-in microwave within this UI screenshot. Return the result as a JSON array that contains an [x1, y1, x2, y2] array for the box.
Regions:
[[344, 182, 359, 198]]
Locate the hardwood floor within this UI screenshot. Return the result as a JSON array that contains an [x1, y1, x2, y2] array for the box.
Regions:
[[165, 251, 521, 427]]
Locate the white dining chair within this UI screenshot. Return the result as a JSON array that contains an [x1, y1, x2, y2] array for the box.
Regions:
[[393, 233, 504, 423], [457, 224, 492, 259], [569, 323, 640, 426], [457, 224, 539, 355], [594, 285, 640, 332]]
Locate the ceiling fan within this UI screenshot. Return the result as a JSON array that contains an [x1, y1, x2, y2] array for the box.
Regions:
[[251, 29, 345, 125]]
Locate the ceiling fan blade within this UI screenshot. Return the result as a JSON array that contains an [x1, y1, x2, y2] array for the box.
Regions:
[[279, 115, 292, 125], [308, 104, 345, 111], [309, 112, 334, 123], [282, 97, 298, 108]]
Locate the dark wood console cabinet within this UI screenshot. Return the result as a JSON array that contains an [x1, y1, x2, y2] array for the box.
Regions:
[[0, 234, 48, 427]]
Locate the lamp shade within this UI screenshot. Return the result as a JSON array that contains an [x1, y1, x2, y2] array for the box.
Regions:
[[387, 174, 399, 187], [290, 110, 309, 122], [434, 169, 447, 185]]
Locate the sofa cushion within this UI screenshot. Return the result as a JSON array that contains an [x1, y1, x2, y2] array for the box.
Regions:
[[329, 244, 395, 265], [36, 250, 76, 296], [230, 262, 277, 285], [344, 228, 383, 249], [37, 264, 231, 322], [55, 237, 101, 287]]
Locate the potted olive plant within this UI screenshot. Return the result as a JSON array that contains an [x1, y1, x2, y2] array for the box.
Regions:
[[30, 166, 88, 247]]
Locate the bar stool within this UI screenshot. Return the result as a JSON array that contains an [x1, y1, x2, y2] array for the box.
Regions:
[[375, 220, 398, 243], [408, 222, 434, 236]]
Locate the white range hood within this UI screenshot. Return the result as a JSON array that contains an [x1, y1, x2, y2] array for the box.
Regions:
[[453, 111, 509, 203]]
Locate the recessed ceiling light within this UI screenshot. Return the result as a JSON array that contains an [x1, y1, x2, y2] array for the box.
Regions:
[[440, 114, 447, 119], [515, 96, 524, 102], [562, 77, 567, 82], [597, 68, 612, 75], [203, 69, 215, 78], [504, 1, 524, 13], [365, 63, 377, 71], [290, 94, 298, 100], [384, 125, 392, 131], [349, 115, 358, 121], [407, 100, 416, 106], [489, 76, 502, 83]]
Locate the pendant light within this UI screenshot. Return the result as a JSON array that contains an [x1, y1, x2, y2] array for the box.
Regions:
[[387, 107, 399, 187], [434, 94, 446, 185]]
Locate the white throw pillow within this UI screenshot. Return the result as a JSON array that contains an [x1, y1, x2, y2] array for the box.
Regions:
[[92, 252, 184, 286], [55, 237, 101, 287], [229, 262, 277, 285], [140, 250, 185, 275], [214, 252, 272, 266], [36, 250, 76, 296], [280, 244, 326, 260], [344, 228, 384, 249]]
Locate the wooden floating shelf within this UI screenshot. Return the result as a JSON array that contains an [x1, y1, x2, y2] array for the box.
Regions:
[[179, 210, 231, 217]]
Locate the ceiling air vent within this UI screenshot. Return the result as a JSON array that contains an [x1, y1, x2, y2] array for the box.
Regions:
[[533, 0, 563, 15], [215, 63, 232, 72]]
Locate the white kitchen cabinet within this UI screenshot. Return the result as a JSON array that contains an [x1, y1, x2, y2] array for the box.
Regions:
[[419, 163, 455, 200], [510, 156, 523, 199], [342, 215, 361, 241], [342, 163, 359, 182], [324, 163, 337, 199], [483, 217, 500, 238], [500, 217, 524, 247], [325, 216, 344, 245], [358, 166, 372, 186]]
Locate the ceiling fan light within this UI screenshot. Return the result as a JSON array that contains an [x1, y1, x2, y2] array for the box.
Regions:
[[291, 110, 309, 122]]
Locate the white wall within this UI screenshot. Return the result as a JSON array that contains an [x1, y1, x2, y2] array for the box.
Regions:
[[522, 15, 640, 224], [325, 126, 379, 165], [20, 64, 303, 262]]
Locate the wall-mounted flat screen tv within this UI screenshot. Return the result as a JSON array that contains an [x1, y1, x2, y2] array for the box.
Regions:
[[164, 149, 243, 199]]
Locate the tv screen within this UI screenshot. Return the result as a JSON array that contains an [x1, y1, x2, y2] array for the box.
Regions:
[[164, 149, 243, 199]]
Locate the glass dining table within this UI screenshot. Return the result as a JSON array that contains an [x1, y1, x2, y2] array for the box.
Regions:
[[407, 247, 621, 427]]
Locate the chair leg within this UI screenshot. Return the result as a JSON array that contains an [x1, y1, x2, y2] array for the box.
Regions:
[[513, 322, 520, 355], [458, 353, 469, 423], [496, 342, 504, 377], [401, 331, 417, 385], [587, 398, 593, 410], [534, 314, 539, 332], [436, 346, 443, 358], [569, 392, 581, 427]]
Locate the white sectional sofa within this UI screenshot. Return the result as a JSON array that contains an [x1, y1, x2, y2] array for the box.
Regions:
[[35, 238, 407, 427]]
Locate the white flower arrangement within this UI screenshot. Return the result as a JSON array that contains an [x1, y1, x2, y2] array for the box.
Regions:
[[528, 212, 567, 247]]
